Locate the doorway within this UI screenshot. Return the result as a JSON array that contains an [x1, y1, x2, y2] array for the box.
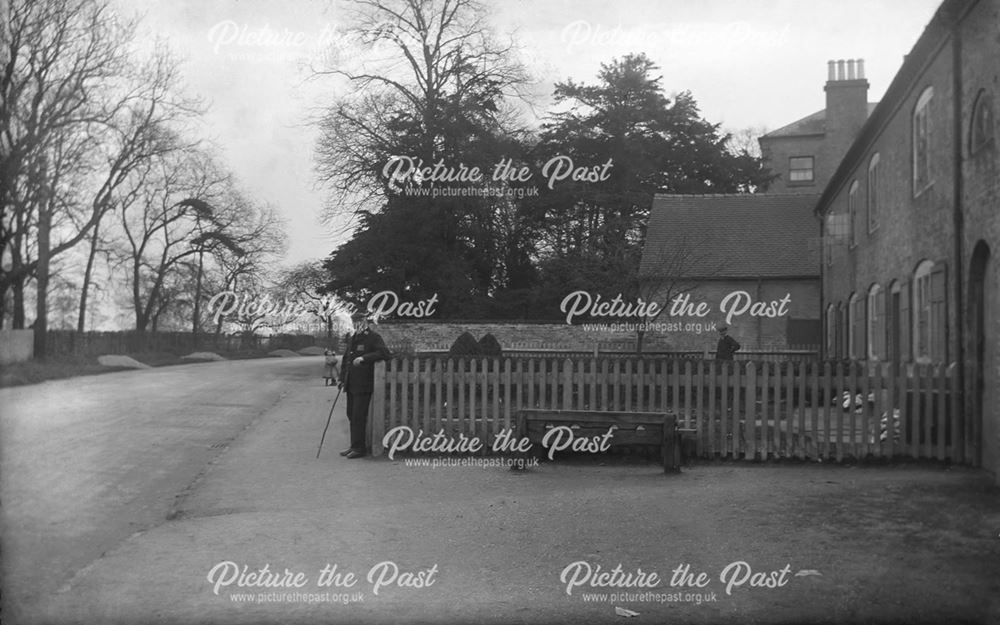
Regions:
[[968, 241, 991, 467]]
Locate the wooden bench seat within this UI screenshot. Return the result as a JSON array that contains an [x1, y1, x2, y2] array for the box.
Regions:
[[515, 409, 681, 473]]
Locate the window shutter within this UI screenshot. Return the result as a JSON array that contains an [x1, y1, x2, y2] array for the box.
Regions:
[[931, 262, 947, 361], [852, 299, 860, 359], [838, 305, 846, 359], [861, 295, 869, 360], [899, 281, 911, 362], [877, 289, 886, 360]]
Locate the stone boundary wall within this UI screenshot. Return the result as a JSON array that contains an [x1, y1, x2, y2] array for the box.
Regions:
[[0, 330, 34, 366]]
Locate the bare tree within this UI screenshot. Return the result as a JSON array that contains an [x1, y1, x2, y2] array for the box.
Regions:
[[635, 233, 727, 353], [278, 261, 352, 340], [200, 197, 287, 342], [312, 0, 530, 218], [75, 48, 199, 333], [114, 149, 232, 334], [0, 0, 200, 357], [725, 125, 769, 160]]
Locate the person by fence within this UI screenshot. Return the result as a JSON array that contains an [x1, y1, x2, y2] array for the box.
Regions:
[[338, 313, 391, 458], [715, 326, 741, 361]]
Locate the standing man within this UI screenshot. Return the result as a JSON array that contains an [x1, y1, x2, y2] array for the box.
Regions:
[[338, 312, 390, 458], [715, 325, 741, 361]]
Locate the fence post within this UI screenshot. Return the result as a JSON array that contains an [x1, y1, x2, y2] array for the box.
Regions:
[[446, 358, 454, 431], [433, 358, 443, 433], [860, 362, 871, 458], [724, 361, 737, 460], [744, 362, 757, 460], [922, 364, 933, 459], [371, 361, 386, 456], [503, 358, 512, 431], [698, 360, 726, 458], [949, 363, 962, 464], [899, 363, 912, 458], [730, 361, 741, 459], [935, 363, 946, 461], [422, 358, 432, 435], [870, 363, 882, 458], [563, 358, 572, 409], [795, 361, 807, 460], [760, 361, 770, 460]]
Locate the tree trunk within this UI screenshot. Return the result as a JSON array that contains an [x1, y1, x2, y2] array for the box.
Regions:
[[77, 221, 101, 332], [11, 200, 28, 329], [192, 250, 204, 346], [12, 276, 26, 329], [34, 203, 52, 359]]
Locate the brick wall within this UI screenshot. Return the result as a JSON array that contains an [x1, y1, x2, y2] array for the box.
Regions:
[[822, 35, 958, 363], [760, 134, 826, 194], [819, 0, 1000, 480], [374, 322, 665, 351], [960, 0, 1000, 480], [647, 278, 821, 351]]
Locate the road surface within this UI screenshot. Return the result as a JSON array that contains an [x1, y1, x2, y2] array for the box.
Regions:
[[2, 357, 999, 625]]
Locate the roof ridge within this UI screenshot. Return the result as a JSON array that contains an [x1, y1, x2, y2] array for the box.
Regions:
[[653, 192, 822, 199], [761, 108, 826, 138]]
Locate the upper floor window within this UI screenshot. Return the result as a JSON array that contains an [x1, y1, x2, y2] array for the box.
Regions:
[[970, 90, 995, 155], [913, 87, 933, 195], [825, 213, 848, 266], [848, 181, 859, 248], [867, 153, 880, 233], [789, 156, 814, 182]]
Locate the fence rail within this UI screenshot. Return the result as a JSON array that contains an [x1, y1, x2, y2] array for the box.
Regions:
[[389, 345, 819, 362], [370, 356, 968, 464]]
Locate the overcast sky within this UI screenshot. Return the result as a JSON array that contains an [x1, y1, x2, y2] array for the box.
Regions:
[[120, 0, 943, 267]]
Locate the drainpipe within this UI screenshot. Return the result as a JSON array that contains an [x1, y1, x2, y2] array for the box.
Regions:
[[950, 10, 966, 452], [818, 215, 826, 359]]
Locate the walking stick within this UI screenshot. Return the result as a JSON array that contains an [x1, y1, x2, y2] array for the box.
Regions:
[[316, 386, 343, 458]]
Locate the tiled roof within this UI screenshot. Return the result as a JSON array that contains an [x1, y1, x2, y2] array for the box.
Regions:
[[640, 193, 822, 279], [762, 103, 878, 139]]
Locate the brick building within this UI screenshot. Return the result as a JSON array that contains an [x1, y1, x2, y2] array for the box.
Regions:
[[640, 60, 880, 352], [640, 193, 822, 351], [759, 60, 878, 194], [817, 0, 999, 479]]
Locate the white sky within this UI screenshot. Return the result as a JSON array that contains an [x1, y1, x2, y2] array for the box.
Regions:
[[120, 0, 943, 267]]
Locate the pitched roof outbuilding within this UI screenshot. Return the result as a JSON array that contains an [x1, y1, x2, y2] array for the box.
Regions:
[[641, 193, 822, 279]]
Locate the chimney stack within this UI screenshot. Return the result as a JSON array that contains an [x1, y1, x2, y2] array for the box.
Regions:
[[828, 58, 869, 82], [821, 58, 870, 185]]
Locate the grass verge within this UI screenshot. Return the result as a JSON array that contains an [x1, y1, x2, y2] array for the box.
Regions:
[[0, 348, 281, 388]]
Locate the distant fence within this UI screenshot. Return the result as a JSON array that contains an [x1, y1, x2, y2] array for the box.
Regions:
[[370, 356, 969, 464], [44, 330, 320, 358]]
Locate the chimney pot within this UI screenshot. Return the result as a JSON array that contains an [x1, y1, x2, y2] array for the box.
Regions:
[[848, 59, 856, 79], [857, 59, 865, 79], [837, 59, 846, 80], [828, 60, 835, 81]]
